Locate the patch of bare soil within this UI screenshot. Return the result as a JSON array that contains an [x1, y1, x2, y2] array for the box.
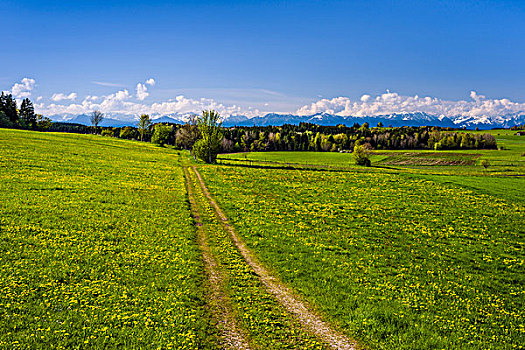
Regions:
[[379, 152, 481, 166]]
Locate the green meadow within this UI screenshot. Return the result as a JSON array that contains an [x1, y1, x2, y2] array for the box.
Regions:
[[0, 130, 214, 349], [1, 128, 524, 349]]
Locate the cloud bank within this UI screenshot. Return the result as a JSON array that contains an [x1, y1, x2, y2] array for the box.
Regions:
[[34, 87, 256, 120], [296, 91, 525, 119], [5, 77, 525, 122], [37, 93, 253, 119]]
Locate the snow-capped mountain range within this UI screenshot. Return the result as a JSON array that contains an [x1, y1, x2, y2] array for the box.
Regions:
[[50, 111, 525, 129]]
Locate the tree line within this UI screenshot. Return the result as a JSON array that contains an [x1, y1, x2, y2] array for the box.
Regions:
[[218, 123, 497, 152], [88, 121, 497, 153]]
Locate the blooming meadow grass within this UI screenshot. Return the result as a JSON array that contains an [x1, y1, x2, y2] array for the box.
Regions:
[[201, 165, 524, 349], [0, 129, 215, 349], [1, 128, 524, 349], [186, 167, 325, 349]]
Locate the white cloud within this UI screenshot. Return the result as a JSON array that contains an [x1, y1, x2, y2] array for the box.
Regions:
[[23, 76, 525, 122], [92, 81, 127, 87], [35, 82, 258, 119], [10, 78, 36, 99], [296, 91, 525, 119], [51, 92, 77, 102], [135, 78, 156, 100], [136, 83, 149, 101], [112, 89, 130, 101], [360, 94, 371, 102]]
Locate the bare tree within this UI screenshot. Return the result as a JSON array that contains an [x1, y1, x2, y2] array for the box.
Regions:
[[90, 110, 104, 134], [175, 114, 200, 159]]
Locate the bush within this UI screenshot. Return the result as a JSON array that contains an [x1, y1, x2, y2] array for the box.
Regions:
[[119, 127, 137, 140], [193, 139, 218, 163], [353, 144, 371, 166], [101, 128, 115, 137], [151, 124, 172, 146], [481, 159, 490, 168]]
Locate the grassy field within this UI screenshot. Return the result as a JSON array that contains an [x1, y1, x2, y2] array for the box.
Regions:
[[200, 165, 524, 349], [0, 130, 214, 349], [209, 129, 525, 349], [220, 129, 525, 175], [1, 128, 524, 349], [219, 129, 525, 204]]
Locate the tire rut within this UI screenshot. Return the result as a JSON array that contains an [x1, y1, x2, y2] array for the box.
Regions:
[[191, 166, 359, 350], [183, 167, 253, 350]]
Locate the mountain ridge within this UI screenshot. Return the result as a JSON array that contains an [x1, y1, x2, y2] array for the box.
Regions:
[[49, 112, 525, 130]]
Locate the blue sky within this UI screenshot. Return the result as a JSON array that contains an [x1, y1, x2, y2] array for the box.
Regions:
[[2, 0, 525, 118]]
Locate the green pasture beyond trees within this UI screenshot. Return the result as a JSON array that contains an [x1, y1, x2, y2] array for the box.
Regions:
[[0, 128, 523, 349], [220, 129, 525, 203]]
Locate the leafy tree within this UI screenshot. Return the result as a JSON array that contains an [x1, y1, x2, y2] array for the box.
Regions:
[[0, 111, 11, 128], [193, 110, 223, 163], [137, 114, 152, 141], [151, 124, 172, 146], [353, 144, 371, 166], [483, 133, 497, 149], [90, 110, 104, 133], [313, 132, 322, 151], [377, 122, 384, 127], [102, 128, 115, 137], [19, 98, 36, 129]]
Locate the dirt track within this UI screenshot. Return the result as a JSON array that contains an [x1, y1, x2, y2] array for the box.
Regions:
[[183, 167, 253, 350], [191, 166, 359, 350]]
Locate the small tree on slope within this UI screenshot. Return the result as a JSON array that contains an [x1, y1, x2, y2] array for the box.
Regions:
[[194, 110, 223, 164], [90, 110, 104, 134]]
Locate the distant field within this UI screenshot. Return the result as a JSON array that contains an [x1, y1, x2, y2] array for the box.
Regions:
[[220, 151, 385, 167], [377, 152, 481, 166], [414, 174, 525, 205]]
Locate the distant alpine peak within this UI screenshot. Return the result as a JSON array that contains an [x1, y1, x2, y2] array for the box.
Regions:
[[49, 111, 525, 129], [221, 111, 525, 129]]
